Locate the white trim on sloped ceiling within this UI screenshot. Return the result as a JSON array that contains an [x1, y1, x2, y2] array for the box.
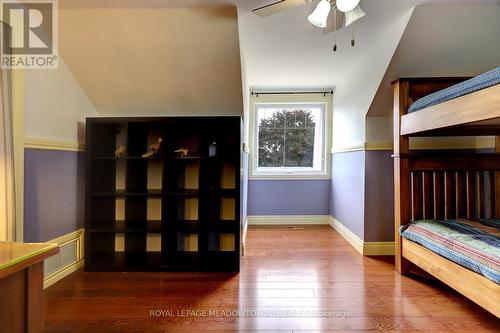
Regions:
[[25, 137, 84, 152]]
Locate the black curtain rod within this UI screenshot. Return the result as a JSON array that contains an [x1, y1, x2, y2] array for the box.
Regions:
[[251, 91, 334, 98]]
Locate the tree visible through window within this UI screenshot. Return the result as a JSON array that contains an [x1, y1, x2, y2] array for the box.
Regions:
[[256, 105, 324, 172]]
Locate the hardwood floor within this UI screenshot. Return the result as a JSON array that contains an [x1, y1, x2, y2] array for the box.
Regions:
[[44, 226, 499, 332]]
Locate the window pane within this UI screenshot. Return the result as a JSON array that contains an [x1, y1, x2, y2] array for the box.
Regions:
[[285, 110, 307, 129], [257, 107, 319, 169], [284, 128, 314, 167], [258, 127, 284, 167], [258, 109, 284, 167]]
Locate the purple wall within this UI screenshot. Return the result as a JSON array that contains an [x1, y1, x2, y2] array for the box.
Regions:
[[364, 150, 394, 242], [330, 151, 365, 240], [248, 179, 330, 215], [23, 147, 395, 243], [24, 149, 84, 242]]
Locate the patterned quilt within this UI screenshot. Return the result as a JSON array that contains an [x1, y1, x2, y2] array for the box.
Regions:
[[408, 67, 500, 113], [400, 218, 500, 284]]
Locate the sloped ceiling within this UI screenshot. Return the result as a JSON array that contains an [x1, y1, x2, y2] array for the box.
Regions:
[[367, 4, 500, 119], [58, 6, 243, 116]]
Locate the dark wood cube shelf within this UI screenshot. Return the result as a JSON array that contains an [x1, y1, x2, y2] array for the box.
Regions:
[[85, 117, 241, 272]]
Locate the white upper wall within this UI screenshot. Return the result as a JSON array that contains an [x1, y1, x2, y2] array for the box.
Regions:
[[24, 58, 99, 142], [366, 4, 500, 142]]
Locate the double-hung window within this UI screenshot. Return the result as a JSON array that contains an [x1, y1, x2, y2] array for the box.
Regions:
[[251, 95, 331, 179]]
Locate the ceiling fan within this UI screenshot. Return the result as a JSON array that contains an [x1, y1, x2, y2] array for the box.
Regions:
[[252, 0, 366, 52]]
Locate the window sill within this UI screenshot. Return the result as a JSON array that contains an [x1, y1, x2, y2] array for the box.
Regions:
[[249, 174, 331, 181]]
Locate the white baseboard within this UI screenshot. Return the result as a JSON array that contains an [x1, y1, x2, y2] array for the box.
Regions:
[[241, 217, 248, 256], [43, 229, 84, 289], [328, 217, 394, 256], [248, 215, 331, 225], [328, 217, 364, 254], [364, 242, 395, 255]]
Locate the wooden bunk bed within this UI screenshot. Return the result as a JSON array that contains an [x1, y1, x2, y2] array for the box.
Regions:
[[392, 73, 500, 317]]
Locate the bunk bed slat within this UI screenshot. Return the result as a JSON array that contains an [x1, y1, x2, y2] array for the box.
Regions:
[[477, 172, 485, 218], [433, 172, 444, 220], [423, 172, 433, 219], [456, 172, 467, 218], [444, 172, 455, 220], [489, 171, 497, 218], [466, 171, 476, 219], [412, 172, 423, 221]]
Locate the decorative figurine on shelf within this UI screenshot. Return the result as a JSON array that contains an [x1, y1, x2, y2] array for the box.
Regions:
[[208, 141, 217, 157], [142, 138, 163, 158], [175, 148, 190, 158], [114, 146, 127, 158]]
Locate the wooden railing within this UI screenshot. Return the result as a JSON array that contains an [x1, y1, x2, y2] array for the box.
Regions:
[[408, 153, 499, 221]]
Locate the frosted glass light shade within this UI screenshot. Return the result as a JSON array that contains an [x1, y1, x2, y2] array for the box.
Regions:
[[344, 5, 366, 26], [336, 0, 361, 12], [308, 0, 331, 28]]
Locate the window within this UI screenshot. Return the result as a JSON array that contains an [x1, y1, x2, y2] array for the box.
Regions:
[[252, 103, 328, 178]]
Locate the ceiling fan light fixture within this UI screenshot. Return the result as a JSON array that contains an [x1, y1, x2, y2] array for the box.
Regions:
[[336, 0, 361, 13], [308, 0, 331, 28], [344, 5, 366, 26]]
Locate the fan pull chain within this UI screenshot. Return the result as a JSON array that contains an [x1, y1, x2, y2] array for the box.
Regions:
[[351, 25, 355, 47], [333, 8, 338, 52]]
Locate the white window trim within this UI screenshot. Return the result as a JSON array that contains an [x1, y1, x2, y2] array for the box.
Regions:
[[249, 92, 332, 180]]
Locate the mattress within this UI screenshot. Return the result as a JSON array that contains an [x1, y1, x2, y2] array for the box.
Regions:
[[400, 218, 500, 284], [407, 67, 500, 113]]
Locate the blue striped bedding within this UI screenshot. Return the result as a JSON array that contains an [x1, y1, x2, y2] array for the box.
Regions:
[[400, 218, 500, 284], [408, 67, 500, 113]]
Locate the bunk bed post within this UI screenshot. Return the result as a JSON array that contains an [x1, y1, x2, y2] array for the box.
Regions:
[[393, 80, 412, 274], [496, 136, 500, 217]]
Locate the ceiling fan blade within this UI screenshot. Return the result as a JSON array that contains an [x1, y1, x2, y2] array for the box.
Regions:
[[322, 10, 345, 35], [252, 0, 308, 17]]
